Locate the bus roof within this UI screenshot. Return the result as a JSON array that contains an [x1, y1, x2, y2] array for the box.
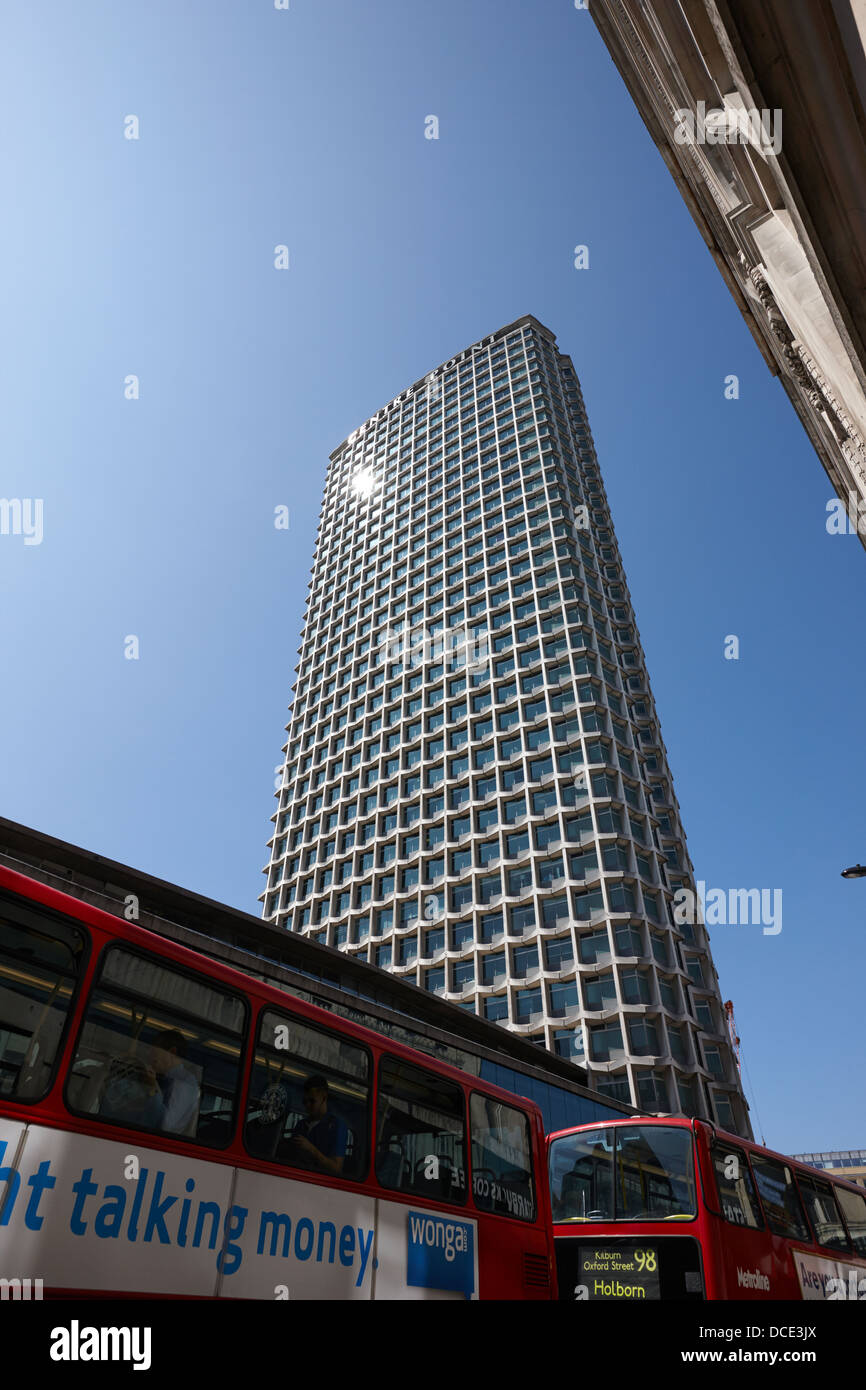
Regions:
[[0, 861, 547, 1122], [546, 1115, 866, 1200]]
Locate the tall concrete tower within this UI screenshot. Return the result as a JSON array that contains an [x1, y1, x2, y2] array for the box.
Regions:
[[262, 315, 750, 1137]]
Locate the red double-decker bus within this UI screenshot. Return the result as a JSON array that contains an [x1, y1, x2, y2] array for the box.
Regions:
[[0, 864, 556, 1300], [548, 1116, 866, 1301]]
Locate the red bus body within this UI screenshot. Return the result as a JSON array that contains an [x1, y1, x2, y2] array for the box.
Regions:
[[0, 865, 557, 1300], [549, 1116, 866, 1301]]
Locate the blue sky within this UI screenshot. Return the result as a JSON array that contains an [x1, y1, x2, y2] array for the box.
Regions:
[[1, 0, 863, 1156]]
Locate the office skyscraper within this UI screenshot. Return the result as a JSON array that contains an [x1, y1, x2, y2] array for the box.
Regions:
[[262, 315, 750, 1137]]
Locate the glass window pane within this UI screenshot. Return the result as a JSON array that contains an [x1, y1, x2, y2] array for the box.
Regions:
[[798, 1175, 851, 1252], [0, 898, 86, 1102], [548, 1127, 614, 1222], [750, 1155, 810, 1240], [469, 1093, 536, 1222], [69, 946, 245, 1147], [615, 1126, 696, 1220], [836, 1187, 866, 1258], [711, 1143, 763, 1229], [375, 1055, 467, 1203], [244, 1009, 369, 1179]]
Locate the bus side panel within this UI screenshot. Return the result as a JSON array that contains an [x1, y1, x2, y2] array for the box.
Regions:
[[0, 1119, 231, 1297], [1, 1117, 514, 1300], [694, 1125, 799, 1300], [475, 1215, 554, 1300], [787, 1247, 866, 1301], [220, 1167, 376, 1298], [703, 1218, 772, 1300], [0, 1116, 27, 1226], [707, 1216, 799, 1300]]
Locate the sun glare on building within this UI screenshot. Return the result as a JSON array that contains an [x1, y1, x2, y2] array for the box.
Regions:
[[352, 467, 377, 498]]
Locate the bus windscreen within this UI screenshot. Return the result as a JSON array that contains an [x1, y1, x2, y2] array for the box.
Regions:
[[550, 1124, 697, 1223]]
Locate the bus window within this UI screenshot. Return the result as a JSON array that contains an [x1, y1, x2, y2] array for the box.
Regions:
[[548, 1128, 614, 1222], [615, 1126, 696, 1221], [375, 1055, 467, 1203], [244, 1009, 370, 1180], [835, 1186, 866, 1258], [710, 1142, 763, 1229], [470, 1093, 536, 1222], [749, 1154, 810, 1241], [66, 946, 245, 1147], [796, 1174, 850, 1253], [0, 899, 86, 1102]]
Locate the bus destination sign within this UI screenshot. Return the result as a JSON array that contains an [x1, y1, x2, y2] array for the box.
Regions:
[[577, 1243, 660, 1300]]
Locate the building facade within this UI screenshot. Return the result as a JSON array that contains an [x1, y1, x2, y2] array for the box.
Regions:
[[589, 0, 866, 549], [262, 314, 750, 1137], [793, 1150, 866, 1190]]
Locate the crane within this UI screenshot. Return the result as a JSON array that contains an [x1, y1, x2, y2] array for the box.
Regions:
[[724, 1000, 741, 1072]]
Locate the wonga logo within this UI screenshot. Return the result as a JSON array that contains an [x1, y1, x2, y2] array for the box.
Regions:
[[407, 1211, 475, 1298]]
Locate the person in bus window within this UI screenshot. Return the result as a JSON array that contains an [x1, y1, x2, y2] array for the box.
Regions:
[[99, 1052, 163, 1128], [145, 1030, 201, 1135], [98, 1029, 198, 1134], [288, 1075, 347, 1176]]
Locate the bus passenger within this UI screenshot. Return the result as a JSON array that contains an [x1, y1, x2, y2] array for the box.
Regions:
[[100, 1030, 200, 1136], [146, 1029, 200, 1135], [288, 1075, 348, 1176]]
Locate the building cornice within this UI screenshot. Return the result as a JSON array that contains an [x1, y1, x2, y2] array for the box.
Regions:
[[590, 0, 866, 548]]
